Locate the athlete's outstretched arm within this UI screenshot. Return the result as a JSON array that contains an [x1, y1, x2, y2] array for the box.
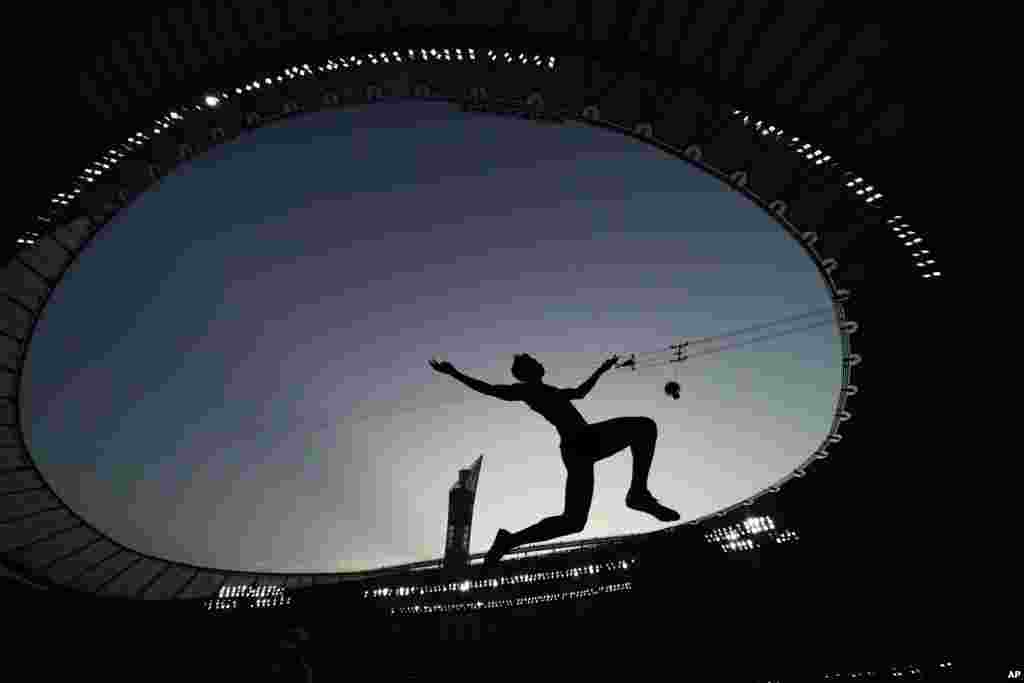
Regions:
[[566, 356, 619, 400], [429, 359, 522, 401]]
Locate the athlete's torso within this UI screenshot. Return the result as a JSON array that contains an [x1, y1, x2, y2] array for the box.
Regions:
[[518, 382, 588, 443]]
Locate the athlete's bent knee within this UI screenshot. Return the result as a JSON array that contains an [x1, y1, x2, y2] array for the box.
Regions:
[[638, 416, 657, 436]]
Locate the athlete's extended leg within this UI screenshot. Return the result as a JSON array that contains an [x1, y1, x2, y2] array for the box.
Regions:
[[484, 461, 593, 568], [582, 416, 657, 492], [585, 416, 679, 522]]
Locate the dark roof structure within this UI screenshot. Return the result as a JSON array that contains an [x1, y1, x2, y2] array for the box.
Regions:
[[3, 2, 946, 602]]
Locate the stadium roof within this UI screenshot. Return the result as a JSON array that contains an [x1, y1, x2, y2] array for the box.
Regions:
[[14, 3, 924, 243], [3, 2, 944, 600]]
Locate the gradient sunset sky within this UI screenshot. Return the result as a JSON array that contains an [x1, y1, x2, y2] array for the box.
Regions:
[[22, 100, 841, 573]]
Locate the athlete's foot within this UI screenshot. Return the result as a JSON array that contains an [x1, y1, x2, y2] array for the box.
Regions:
[[626, 490, 680, 522], [483, 529, 513, 570]]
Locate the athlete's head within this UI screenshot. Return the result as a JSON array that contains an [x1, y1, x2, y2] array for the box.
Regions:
[[511, 353, 545, 383]]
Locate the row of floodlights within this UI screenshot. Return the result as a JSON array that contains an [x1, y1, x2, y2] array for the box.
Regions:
[[319, 49, 555, 69], [845, 175, 884, 203], [227, 50, 553, 94], [823, 662, 952, 680], [710, 529, 799, 553], [711, 529, 799, 552], [217, 583, 287, 598], [38, 49, 556, 223], [887, 215, 940, 278], [205, 595, 292, 611], [735, 110, 895, 207], [497, 543, 589, 561], [724, 538, 756, 552], [389, 582, 631, 615], [734, 110, 835, 168], [364, 560, 632, 599], [743, 514, 775, 534], [734, 108, 939, 281], [704, 515, 777, 543]]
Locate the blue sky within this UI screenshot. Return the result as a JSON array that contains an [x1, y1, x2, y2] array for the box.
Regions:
[[23, 100, 840, 572]]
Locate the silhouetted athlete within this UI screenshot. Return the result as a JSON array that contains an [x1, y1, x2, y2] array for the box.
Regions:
[[429, 353, 680, 569]]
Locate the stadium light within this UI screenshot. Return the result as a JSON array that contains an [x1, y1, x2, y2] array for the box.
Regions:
[[204, 95, 220, 108]]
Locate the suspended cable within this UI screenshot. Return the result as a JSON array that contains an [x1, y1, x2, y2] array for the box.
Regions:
[[298, 307, 840, 431], [623, 306, 833, 361], [618, 318, 833, 373], [681, 306, 832, 347]]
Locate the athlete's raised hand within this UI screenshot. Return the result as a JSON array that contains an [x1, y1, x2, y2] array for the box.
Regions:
[[429, 358, 456, 376], [598, 355, 620, 374]]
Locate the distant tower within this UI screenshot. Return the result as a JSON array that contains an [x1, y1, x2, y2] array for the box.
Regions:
[[442, 455, 484, 577]]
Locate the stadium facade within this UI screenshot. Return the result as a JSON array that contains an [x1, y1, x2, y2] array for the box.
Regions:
[[3, 3, 971, 680]]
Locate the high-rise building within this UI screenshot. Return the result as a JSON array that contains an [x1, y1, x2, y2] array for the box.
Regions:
[[442, 455, 483, 577]]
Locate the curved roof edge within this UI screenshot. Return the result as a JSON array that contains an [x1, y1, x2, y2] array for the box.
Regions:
[[2, 48, 915, 599]]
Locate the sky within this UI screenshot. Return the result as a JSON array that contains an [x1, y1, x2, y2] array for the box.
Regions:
[[22, 100, 841, 573]]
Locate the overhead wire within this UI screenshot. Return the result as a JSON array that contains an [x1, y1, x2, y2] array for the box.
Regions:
[[307, 306, 840, 430], [620, 306, 834, 362], [617, 317, 835, 373]]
